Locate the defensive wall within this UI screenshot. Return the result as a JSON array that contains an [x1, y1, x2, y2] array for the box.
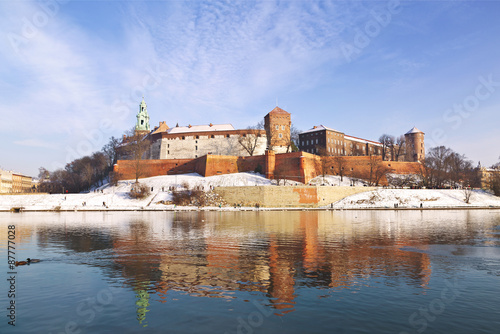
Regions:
[[114, 151, 422, 184], [213, 186, 377, 208]]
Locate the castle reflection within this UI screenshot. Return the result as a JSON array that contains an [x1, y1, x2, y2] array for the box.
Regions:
[[108, 211, 435, 318]]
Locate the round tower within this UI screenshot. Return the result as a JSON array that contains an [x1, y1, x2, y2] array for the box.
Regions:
[[404, 127, 425, 162]]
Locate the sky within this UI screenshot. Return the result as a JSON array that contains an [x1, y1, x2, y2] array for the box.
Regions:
[[1, 0, 500, 177]]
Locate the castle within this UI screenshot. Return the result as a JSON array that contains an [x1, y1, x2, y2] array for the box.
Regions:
[[114, 99, 424, 184], [132, 98, 424, 163]]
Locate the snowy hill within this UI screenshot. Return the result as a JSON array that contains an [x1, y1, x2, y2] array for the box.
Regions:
[[329, 188, 500, 209], [1, 172, 500, 211]]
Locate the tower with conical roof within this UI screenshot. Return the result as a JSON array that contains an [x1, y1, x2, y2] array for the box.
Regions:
[[264, 106, 291, 154], [135, 97, 150, 134], [404, 127, 425, 162]]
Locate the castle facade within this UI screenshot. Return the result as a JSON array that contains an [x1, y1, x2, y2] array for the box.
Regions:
[[129, 98, 424, 163]]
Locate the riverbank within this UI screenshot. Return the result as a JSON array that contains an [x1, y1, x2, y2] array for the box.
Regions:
[[1, 173, 499, 211]]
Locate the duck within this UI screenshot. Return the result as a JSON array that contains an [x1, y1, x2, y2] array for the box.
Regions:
[[27, 258, 40, 263], [15, 261, 28, 266]]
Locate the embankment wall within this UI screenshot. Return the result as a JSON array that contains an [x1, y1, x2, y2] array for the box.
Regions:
[[213, 186, 376, 208]]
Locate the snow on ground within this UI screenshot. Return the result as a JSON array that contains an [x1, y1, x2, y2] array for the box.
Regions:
[[1, 172, 500, 211], [308, 175, 367, 187], [330, 188, 500, 209], [0, 172, 274, 211]]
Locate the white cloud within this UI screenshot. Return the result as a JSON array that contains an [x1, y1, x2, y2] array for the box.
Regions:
[[14, 138, 59, 150]]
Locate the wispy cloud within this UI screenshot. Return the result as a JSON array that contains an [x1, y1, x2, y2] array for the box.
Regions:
[[14, 138, 59, 150]]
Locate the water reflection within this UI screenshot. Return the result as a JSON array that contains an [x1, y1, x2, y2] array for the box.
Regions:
[[5, 210, 499, 326]]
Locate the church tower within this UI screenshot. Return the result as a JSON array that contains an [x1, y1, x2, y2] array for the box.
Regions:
[[405, 127, 425, 162], [135, 97, 150, 134], [264, 107, 291, 154]]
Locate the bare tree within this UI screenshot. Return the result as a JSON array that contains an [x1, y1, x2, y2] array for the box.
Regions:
[[289, 124, 301, 152], [238, 122, 263, 156], [394, 135, 406, 161], [463, 187, 473, 204], [378, 134, 395, 161], [332, 156, 346, 182], [315, 147, 332, 184], [102, 136, 121, 170], [367, 155, 392, 186], [122, 131, 151, 183]]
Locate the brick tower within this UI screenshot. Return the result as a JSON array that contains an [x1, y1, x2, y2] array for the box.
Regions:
[[405, 127, 425, 162], [264, 107, 291, 154]]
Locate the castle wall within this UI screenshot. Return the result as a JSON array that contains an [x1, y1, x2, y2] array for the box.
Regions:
[[114, 152, 422, 185], [213, 186, 376, 208], [152, 133, 267, 160]]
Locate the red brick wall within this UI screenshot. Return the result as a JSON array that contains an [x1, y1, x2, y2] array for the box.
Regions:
[[114, 158, 205, 180], [114, 152, 422, 184]]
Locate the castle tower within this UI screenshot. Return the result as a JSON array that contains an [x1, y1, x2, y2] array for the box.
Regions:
[[405, 127, 425, 162], [135, 97, 150, 134], [264, 107, 291, 154]]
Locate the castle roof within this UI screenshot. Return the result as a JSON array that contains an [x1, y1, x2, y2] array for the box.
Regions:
[[167, 123, 235, 134], [268, 106, 290, 115], [152, 121, 170, 134], [406, 126, 424, 134], [344, 135, 383, 146], [300, 125, 341, 134]]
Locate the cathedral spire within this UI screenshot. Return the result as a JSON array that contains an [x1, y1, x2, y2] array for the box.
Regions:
[[135, 97, 150, 133]]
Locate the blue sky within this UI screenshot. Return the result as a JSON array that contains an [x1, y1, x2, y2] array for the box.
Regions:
[[1, 0, 500, 177]]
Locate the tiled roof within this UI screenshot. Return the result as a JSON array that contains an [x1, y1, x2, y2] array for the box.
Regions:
[[344, 135, 383, 146], [268, 106, 290, 115], [167, 123, 235, 134], [152, 121, 170, 134], [405, 126, 424, 134], [299, 125, 341, 134]]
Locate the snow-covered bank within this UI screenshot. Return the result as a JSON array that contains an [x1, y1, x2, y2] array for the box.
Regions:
[[1, 172, 500, 211], [0, 173, 274, 211], [329, 188, 500, 209]]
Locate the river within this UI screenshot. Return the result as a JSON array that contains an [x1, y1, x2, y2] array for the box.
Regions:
[[1, 210, 499, 333]]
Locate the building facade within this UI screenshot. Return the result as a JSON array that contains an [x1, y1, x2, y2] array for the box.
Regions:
[[298, 125, 424, 162], [299, 125, 383, 157], [129, 100, 292, 160], [0, 169, 33, 193], [149, 124, 268, 159]]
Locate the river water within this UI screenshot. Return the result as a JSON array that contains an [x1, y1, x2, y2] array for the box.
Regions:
[[1, 210, 499, 333]]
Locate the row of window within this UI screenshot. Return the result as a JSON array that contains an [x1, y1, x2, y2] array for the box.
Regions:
[[275, 125, 286, 130]]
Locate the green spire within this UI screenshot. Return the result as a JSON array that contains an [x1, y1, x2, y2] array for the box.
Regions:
[[135, 97, 150, 132]]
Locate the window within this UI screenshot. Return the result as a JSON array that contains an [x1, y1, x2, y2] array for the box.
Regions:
[[279, 133, 282, 138], [275, 125, 279, 130], [281, 125, 285, 130], [141, 120, 144, 125], [316, 139, 318, 144], [226, 134, 230, 138], [196, 135, 199, 139], [182, 136, 185, 140], [195, 146, 198, 150], [211, 135, 214, 138]]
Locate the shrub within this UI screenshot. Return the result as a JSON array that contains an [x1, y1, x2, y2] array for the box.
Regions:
[[130, 182, 151, 199], [171, 185, 207, 206]]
